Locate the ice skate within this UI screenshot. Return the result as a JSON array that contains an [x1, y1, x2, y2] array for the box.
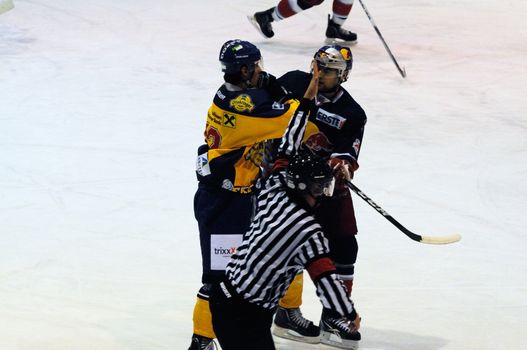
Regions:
[[272, 306, 320, 344], [248, 8, 275, 38], [320, 310, 361, 349], [188, 334, 217, 350], [325, 15, 358, 45]]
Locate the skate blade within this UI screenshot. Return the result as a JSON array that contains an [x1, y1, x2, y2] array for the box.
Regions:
[[272, 325, 321, 344], [324, 37, 358, 46], [320, 330, 360, 349]]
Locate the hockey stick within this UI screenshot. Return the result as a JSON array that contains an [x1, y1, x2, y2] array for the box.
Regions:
[[346, 181, 461, 244], [0, 0, 14, 15], [357, 0, 406, 78]]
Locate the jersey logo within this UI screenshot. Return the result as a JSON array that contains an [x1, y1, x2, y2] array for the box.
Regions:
[[196, 152, 211, 177], [245, 141, 264, 167], [216, 89, 226, 100], [223, 113, 236, 128], [230, 94, 255, 112], [315, 108, 346, 129], [304, 132, 334, 155]]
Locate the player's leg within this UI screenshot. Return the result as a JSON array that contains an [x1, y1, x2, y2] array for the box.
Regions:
[[316, 190, 361, 349], [326, 0, 358, 43], [251, 0, 325, 38], [210, 282, 276, 350], [189, 188, 252, 350]]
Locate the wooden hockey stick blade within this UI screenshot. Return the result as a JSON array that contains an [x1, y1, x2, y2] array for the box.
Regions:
[[0, 0, 14, 15], [419, 233, 462, 245], [346, 180, 462, 245]]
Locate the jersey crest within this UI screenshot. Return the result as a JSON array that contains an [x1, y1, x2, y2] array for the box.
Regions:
[[230, 94, 255, 113]]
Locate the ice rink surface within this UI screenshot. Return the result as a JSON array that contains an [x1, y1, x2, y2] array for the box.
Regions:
[[1, 0, 526, 349]]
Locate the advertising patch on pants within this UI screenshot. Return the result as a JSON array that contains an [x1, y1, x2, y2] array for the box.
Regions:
[[210, 234, 242, 270]]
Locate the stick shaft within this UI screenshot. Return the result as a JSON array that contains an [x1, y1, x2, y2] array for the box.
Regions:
[[357, 0, 406, 78]]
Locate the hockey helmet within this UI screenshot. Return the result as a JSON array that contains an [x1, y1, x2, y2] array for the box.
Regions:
[[286, 150, 335, 198], [219, 39, 262, 74], [313, 45, 353, 82]]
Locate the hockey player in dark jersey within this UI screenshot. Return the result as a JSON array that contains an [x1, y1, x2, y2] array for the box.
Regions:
[[249, 0, 358, 44], [263, 45, 367, 349], [209, 64, 361, 350], [189, 39, 318, 350]]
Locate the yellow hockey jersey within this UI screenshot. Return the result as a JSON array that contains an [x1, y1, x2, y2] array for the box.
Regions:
[[196, 85, 318, 193]]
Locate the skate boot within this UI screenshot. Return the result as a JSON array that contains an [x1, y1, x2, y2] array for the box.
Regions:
[[188, 334, 217, 350], [272, 306, 320, 344], [250, 8, 275, 38], [320, 310, 361, 349], [325, 15, 358, 45]]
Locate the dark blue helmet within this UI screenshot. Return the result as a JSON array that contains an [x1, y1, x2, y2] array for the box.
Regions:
[[314, 45, 353, 82], [286, 150, 335, 198], [219, 39, 262, 74]]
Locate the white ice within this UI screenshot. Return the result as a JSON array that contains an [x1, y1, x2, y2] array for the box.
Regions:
[[1, 0, 526, 349]]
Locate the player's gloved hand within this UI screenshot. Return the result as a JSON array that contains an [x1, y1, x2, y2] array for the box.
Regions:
[[329, 158, 353, 182], [350, 312, 361, 332], [257, 71, 287, 100], [256, 71, 276, 88]]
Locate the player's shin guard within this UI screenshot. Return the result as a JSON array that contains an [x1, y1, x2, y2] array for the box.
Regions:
[[336, 262, 355, 296], [192, 285, 216, 339], [278, 272, 303, 308]]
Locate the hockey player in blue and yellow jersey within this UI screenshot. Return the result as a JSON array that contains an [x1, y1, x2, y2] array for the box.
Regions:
[[189, 39, 318, 350]]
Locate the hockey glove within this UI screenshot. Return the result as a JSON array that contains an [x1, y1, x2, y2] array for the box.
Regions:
[[329, 157, 353, 185], [257, 71, 287, 100], [350, 312, 361, 332]]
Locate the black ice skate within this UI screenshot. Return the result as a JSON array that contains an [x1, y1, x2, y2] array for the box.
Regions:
[[320, 310, 361, 349], [325, 15, 358, 45], [188, 334, 217, 350], [272, 306, 320, 344], [249, 8, 275, 38]]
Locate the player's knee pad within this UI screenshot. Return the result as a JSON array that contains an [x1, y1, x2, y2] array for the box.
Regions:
[[279, 272, 304, 309]]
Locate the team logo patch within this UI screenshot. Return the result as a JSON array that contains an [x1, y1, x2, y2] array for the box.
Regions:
[[223, 113, 236, 128], [340, 47, 352, 61], [305, 132, 334, 154], [315, 108, 346, 129], [230, 94, 255, 112], [196, 152, 211, 177]]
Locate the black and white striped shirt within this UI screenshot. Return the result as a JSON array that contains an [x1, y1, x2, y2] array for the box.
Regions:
[[225, 99, 356, 319]]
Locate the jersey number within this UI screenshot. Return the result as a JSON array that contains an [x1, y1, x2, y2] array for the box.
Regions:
[[206, 126, 222, 149]]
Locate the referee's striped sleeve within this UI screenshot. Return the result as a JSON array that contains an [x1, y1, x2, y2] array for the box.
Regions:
[[277, 98, 312, 157]]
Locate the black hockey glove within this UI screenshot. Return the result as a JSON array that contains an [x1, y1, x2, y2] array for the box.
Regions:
[[257, 71, 288, 100]]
